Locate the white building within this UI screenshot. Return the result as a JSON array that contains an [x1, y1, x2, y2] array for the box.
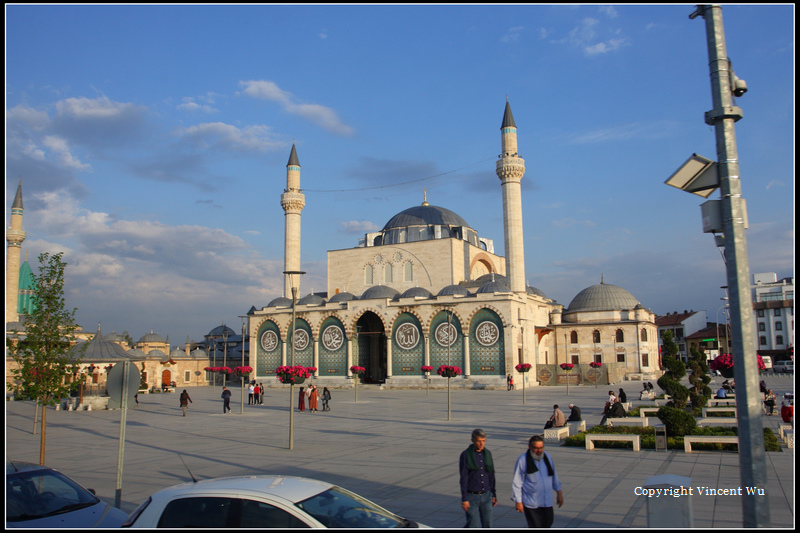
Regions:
[[655, 310, 708, 362], [752, 272, 794, 361]]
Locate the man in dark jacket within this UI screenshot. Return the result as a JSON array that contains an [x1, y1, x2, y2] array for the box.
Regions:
[[221, 387, 232, 414], [179, 390, 192, 416], [567, 404, 582, 421], [459, 428, 496, 527], [600, 399, 626, 425]]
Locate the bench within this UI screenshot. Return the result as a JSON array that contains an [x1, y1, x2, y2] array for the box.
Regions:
[[543, 426, 570, 442], [779, 424, 792, 439], [786, 431, 794, 449], [639, 407, 660, 418], [586, 434, 640, 451], [709, 398, 736, 406], [702, 407, 737, 417], [684, 435, 738, 453], [695, 418, 738, 427], [567, 420, 586, 436], [607, 417, 648, 427]]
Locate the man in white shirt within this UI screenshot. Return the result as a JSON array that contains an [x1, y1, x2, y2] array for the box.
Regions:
[[512, 435, 563, 528]]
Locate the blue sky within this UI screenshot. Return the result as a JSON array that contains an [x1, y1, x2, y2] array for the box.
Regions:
[[6, 4, 794, 346]]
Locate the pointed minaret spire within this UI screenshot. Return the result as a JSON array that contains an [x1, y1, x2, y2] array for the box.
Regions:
[[7, 179, 27, 322], [496, 99, 526, 294]]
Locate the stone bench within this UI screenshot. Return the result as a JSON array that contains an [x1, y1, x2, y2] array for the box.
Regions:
[[607, 417, 648, 427], [779, 424, 792, 439], [543, 426, 570, 442], [708, 398, 736, 406], [702, 407, 737, 417], [785, 430, 794, 449], [684, 435, 738, 453], [695, 418, 738, 427], [639, 407, 660, 418], [567, 420, 586, 436], [586, 434, 640, 451]]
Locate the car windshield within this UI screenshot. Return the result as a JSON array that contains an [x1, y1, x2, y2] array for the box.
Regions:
[[295, 486, 408, 528], [6, 468, 99, 522]]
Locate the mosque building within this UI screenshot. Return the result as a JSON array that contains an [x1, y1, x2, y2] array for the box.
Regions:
[[247, 101, 661, 388]]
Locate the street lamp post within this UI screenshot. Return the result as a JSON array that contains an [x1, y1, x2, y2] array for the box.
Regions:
[[240, 316, 247, 415], [284, 270, 305, 450], [212, 340, 217, 393], [222, 329, 229, 388]]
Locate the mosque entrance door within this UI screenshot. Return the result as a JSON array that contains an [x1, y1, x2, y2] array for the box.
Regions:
[[161, 369, 171, 388], [356, 312, 387, 384]]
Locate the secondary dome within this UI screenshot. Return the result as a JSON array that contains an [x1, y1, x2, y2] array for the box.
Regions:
[[329, 292, 359, 303], [566, 282, 641, 313], [361, 285, 400, 300]]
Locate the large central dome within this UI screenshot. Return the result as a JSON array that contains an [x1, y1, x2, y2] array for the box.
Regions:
[[377, 200, 479, 247], [382, 204, 471, 231], [566, 282, 641, 313]]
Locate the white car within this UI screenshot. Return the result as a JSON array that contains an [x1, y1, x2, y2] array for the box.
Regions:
[[773, 361, 793, 373], [122, 475, 429, 528]]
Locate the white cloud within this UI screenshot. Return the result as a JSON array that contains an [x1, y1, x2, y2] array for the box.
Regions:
[[55, 96, 142, 120], [174, 122, 283, 152], [585, 38, 628, 56], [42, 135, 91, 170], [501, 26, 525, 43], [239, 80, 354, 136], [340, 220, 380, 234]]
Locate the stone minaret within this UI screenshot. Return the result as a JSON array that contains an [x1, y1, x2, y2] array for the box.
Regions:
[[496, 99, 527, 294], [281, 143, 305, 298], [6, 180, 26, 322]]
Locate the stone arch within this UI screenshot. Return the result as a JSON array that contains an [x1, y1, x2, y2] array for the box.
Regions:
[[318, 316, 348, 376], [391, 312, 425, 376], [469, 252, 498, 279], [429, 310, 464, 371], [468, 308, 505, 376], [256, 320, 282, 376]]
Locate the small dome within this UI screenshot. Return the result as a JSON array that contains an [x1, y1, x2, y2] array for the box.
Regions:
[[400, 287, 433, 299], [361, 285, 401, 300], [127, 348, 147, 359], [477, 280, 511, 294], [75, 328, 136, 362], [527, 286, 547, 298], [105, 331, 126, 343], [566, 282, 641, 313], [147, 348, 167, 360], [437, 284, 471, 297], [298, 293, 326, 306], [208, 325, 236, 337], [190, 348, 208, 358], [476, 273, 508, 285], [267, 297, 292, 308], [138, 329, 166, 344], [170, 348, 186, 359], [329, 292, 359, 303]]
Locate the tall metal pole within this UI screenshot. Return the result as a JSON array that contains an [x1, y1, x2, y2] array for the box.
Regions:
[[289, 285, 297, 450], [222, 329, 229, 388], [692, 5, 768, 527]]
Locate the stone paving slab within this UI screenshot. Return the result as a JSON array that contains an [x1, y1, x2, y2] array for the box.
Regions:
[[5, 374, 794, 528]]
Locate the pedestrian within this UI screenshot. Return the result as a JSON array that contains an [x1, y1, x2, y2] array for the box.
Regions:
[[780, 401, 793, 423], [507, 374, 514, 391], [607, 390, 616, 404], [759, 379, 768, 399], [259, 383, 265, 404], [134, 393, 139, 407], [253, 383, 260, 406], [308, 384, 319, 413], [567, 404, 581, 421], [764, 389, 777, 415], [248, 383, 254, 405], [221, 386, 232, 414], [298, 386, 306, 412], [179, 389, 192, 416], [322, 387, 331, 411], [618, 388, 627, 404], [512, 435, 564, 528], [543, 405, 566, 429], [459, 428, 496, 528]]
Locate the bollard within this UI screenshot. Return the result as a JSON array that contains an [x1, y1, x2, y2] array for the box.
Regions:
[[644, 474, 693, 527]]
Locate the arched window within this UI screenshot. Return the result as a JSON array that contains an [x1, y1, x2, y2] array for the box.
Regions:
[[570, 331, 578, 344], [404, 261, 413, 282], [616, 329, 624, 342], [384, 263, 393, 283], [640, 328, 648, 342], [365, 264, 373, 285], [593, 330, 601, 343]]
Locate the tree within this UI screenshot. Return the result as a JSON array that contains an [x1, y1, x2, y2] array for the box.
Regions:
[[6, 252, 85, 465], [687, 345, 713, 409], [656, 330, 689, 409]]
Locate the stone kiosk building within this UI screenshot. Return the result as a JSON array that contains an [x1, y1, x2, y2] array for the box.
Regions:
[[247, 102, 662, 388]]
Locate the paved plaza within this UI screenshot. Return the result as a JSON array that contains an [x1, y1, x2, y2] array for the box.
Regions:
[[6, 373, 794, 528]]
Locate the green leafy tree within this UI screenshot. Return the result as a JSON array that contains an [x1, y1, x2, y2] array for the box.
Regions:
[[687, 345, 713, 409], [656, 330, 689, 409], [6, 252, 85, 465]]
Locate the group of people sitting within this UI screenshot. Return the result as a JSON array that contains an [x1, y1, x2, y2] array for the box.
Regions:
[[543, 404, 582, 429]]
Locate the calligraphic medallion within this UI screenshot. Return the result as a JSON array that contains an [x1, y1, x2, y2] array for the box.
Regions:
[[435, 323, 458, 347], [475, 321, 500, 347], [322, 325, 344, 351], [260, 330, 278, 352], [293, 329, 309, 351], [395, 323, 420, 350]]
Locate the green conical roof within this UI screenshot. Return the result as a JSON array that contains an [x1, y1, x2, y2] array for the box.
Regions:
[[17, 260, 36, 315]]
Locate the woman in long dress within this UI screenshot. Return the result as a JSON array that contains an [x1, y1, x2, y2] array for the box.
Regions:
[[298, 386, 306, 412], [308, 385, 319, 413]]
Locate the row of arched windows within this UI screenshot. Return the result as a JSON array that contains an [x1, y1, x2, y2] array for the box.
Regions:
[[365, 262, 413, 285], [568, 328, 649, 344]]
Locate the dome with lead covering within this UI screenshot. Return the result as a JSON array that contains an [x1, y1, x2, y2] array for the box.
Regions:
[[361, 285, 400, 300], [298, 293, 326, 306], [400, 287, 433, 299], [267, 297, 292, 308], [437, 284, 471, 297], [376, 199, 481, 247], [329, 292, 359, 303], [566, 282, 641, 313], [138, 329, 166, 344], [383, 204, 471, 231]]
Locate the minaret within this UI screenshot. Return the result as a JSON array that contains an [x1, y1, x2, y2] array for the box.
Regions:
[[6, 180, 26, 322], [496, 99, 527, 294], [281, 143, 305, 298]]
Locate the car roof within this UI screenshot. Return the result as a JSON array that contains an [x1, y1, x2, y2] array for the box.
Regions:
[[6, 461, 52, 475], [150, 475, 334, 504]]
